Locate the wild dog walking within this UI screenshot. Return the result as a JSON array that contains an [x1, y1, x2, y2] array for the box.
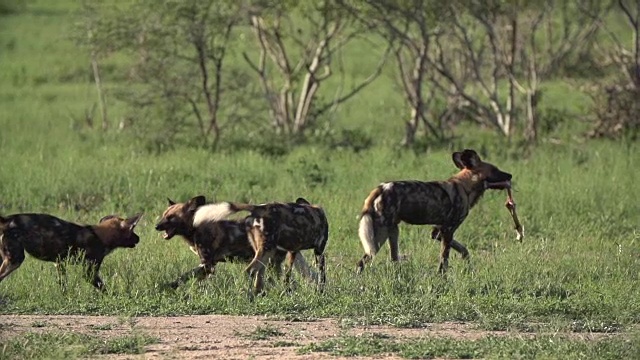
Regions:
[[356, 149, 512, 274], [244, 198, 328, 296], [0, 212, 142, 291], [198, 197, 329, 296], [155, 196, 318, 289]]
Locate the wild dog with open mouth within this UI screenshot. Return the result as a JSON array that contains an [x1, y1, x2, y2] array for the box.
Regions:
[[0, 212, 142, 291], [155, 196, 318, 289], [200, 197, 329, 296], [356, 149, 512, 274]]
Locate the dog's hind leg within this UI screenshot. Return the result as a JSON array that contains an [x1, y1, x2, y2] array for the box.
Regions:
[[0, 258, 23, 283], [245, 218, 274, 296], [246, 249, 276, 296], [315, 252, 326, 293], [0, 241, 25, 283]]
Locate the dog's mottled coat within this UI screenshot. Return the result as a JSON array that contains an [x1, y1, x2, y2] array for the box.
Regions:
[[205, 197, 329, 296], [0, 213, 142, 291], [154, 196, 318, 289], [357, 149, 512, 273]]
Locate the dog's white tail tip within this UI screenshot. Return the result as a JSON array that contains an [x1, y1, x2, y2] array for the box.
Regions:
[[193, 202, 234, 225]]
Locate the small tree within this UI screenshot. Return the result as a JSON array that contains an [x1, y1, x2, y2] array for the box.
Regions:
[[341, 0, 453, 146], [243, 0, 389, 136], [482, 1, 606, 143], [428, 2, 517, 138], [427, 1, 605, 142], [76, 1, 113, 130], [83, 0, 250, 149], [588, 0, 640, 140]]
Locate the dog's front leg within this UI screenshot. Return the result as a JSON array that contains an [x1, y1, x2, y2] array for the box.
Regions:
[[84, 259, 106, 292], [388, 224, 400, 261], [432, 228, 469, 259], [169, 263, 215, 289], [438, 230, 453, 274]]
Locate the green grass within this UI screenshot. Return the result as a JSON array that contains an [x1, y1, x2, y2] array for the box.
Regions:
[[1, 142, 637, 325], [299, 332, 640, 359], [0, 332, 158, 360], [1, 0, 639, 358]]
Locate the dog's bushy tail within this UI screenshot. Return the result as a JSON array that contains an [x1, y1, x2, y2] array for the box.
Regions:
[[358, 186, 383, 256], [193, 202, 256, 226]]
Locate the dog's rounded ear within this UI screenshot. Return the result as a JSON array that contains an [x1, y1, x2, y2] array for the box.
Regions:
[[452, 149, 481, 169], [295, 197, 310, 205], [452, 152, 465, 169], [186, 195, 206, 213], [99, 215, 118, 224], [461, 149, 481, 168], [125, 213, 143, 229], [194, 195, 206, 207], [167, 198, 176, 206]]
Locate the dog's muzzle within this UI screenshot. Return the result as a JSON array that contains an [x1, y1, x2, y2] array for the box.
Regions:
[[155, 222, 175, 240], [485, 180, 511, 190]]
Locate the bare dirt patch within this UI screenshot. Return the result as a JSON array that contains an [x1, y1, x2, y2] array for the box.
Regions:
[[0, 314, 611, 359]]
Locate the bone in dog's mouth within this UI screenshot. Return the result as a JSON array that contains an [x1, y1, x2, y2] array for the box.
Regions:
[[505, 188, 524, 241]]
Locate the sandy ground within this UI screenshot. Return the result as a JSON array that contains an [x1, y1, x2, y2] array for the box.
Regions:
[[0, 314, 614, 359]]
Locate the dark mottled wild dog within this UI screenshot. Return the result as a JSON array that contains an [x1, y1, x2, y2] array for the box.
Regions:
[[0, 213, 142, 291], [202, 197, 329, 296], [155, 196, 317, 289], [357, 149, 512, 274]]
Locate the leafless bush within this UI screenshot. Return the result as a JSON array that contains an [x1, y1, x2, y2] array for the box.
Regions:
[[588, 83, 640, 140]]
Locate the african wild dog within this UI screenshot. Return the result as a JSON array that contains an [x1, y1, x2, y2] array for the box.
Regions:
[[200, 197, 329, 296], [356, 149, 512, 274], [0, 212, 142, 291], [154, 195, 318, 289]]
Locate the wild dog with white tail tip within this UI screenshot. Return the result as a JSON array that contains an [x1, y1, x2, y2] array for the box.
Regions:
[[155, 196, 318, 289], [197, 197, 329, 296], [356, 149, 512, 274]]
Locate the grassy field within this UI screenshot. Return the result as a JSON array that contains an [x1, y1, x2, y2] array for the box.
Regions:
[[1, 1, 639, 358]]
